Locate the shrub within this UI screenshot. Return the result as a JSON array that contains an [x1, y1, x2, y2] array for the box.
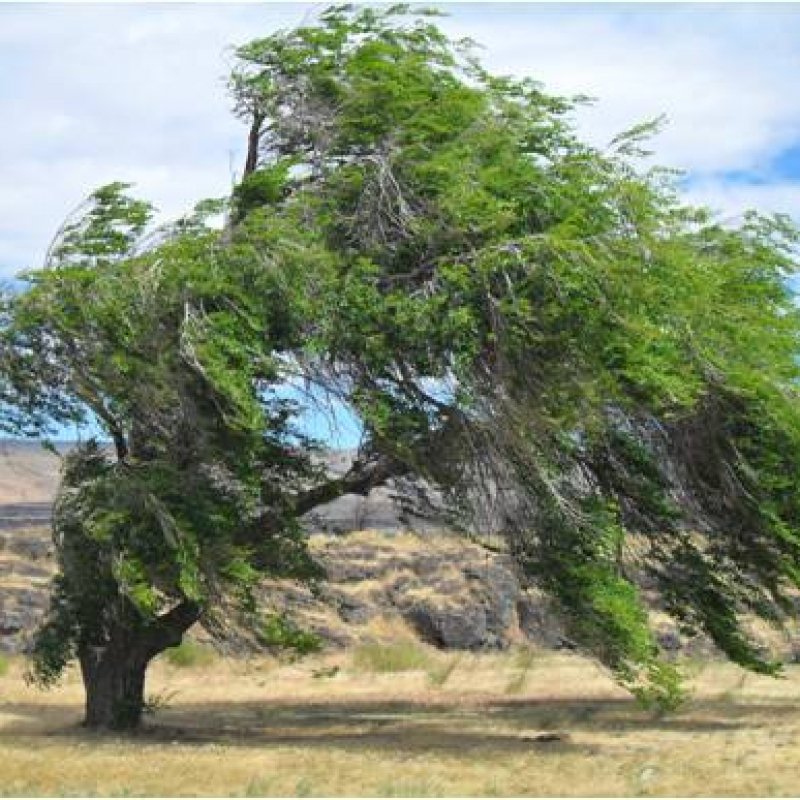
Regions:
[[163, 639, 216, 668], [243, 776, 275, 797], [351, 642, 431, 673], [378, 778, 441, 797], [513, 645, 537, 671]]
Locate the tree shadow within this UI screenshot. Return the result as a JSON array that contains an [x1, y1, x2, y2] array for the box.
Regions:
[[3, 693, 797, 755]]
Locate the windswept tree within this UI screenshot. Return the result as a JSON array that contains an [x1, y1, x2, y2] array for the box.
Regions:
[[2, 4, 800, 728]]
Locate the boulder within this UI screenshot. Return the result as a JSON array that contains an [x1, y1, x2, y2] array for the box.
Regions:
[[403, 602, 489, 649]]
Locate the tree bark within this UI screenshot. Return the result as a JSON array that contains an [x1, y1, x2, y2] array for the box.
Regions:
[[244, 111, 265, 177], [78, 600, 201, 730], [79, 644, 149, 730]]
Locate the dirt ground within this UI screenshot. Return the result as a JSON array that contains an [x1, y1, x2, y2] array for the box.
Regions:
[[2, 647, 800, 797]]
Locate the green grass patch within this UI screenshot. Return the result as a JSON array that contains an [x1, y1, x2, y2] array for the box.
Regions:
[[427, 655, 460, 688], [163, 640, 217, 668], [351, 642, 431, 673], [242, 776, 276, 797], [378, 778, 442, 797], [0, 655, 8, 677], [505, 645, 537, 694], [513, 645, 537, 671]]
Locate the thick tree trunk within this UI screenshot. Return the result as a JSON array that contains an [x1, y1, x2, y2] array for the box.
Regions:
[[78, 600, 201, 731], [79, 645, 148, 730]]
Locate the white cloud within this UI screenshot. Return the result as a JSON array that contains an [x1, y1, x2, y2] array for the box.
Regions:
[[442, 5, 800, 175], [683, 179, 800, 225], [1, 3, 799, 277], [0, 4, 308, 275]]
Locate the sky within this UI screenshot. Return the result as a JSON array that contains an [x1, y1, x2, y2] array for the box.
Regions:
[[1, 2, 800, 280], [2, 1, 799, 444]]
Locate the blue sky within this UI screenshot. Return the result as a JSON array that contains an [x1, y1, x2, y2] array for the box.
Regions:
[[2, 2, 799, 444]]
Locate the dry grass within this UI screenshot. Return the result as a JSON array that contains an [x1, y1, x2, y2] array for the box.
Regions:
[[2, 650, 800, 796]]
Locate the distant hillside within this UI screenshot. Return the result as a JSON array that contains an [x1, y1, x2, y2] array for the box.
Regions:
[[0, 441, 64, 505]]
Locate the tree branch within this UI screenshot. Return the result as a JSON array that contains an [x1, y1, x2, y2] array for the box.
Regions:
[[244, 111, 265, 177], [144, 599, 202, 657], [292, 452, 409, 517]]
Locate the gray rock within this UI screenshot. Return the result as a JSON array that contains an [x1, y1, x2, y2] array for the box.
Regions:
[[309, 622, 354, 648], [657, 629, 682, 652], [410, 554, 447, 577], [336, 596, 375, 625], [0, 634, 22, 654], [15, 589, 49, 609], [402, 603, 493, 650], [516, 592, 565, 648], [478, 561, 519, 635]]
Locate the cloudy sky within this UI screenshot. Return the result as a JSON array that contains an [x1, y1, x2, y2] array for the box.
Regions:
[[1, 2, 799, 280]]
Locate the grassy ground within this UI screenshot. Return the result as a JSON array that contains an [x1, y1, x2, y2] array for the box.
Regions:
[[1, 645, 800, 797]]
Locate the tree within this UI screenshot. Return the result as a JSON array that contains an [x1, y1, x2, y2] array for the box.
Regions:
[[2, 4, 800, 728]]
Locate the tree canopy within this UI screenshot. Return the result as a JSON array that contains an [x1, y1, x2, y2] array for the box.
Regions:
[[2, 4, 800, 726]]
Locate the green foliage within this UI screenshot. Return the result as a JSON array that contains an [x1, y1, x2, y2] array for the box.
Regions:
[[0, 655, 9, 677], [503, 646, 538, 694], [233, 161, 295, 220], [351, 642, 431, 673], [311, 664, 340, 679], [143, 688, 181, 716], [630, 661, 688, 714], [243, 776, 276, 797], [256, 613, 322, 657], [163, 640, 217, 669], [26, 577, 79, 689]]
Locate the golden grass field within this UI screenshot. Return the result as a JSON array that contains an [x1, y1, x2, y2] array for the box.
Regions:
[[2, 644, 800, 797]]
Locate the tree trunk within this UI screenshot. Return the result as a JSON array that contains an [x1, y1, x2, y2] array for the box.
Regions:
[[79, 644, 149, 731], [78, 600, 201, 731]]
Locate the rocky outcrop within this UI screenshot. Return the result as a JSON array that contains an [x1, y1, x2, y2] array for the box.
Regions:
[[0, 525, 552, 655], [249, 532, 538, 653], [3, 524, 800, 662]]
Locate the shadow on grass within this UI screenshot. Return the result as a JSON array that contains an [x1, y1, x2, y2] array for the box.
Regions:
[[3, 693, 798, 754]]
